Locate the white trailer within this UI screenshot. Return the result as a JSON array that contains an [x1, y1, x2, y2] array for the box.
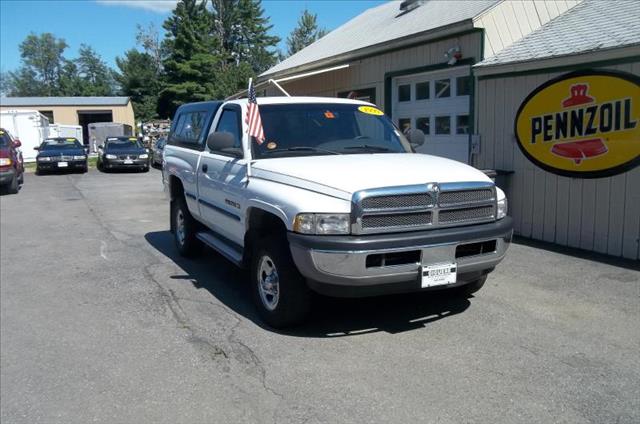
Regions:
[[48, 124, 83, 144], [0, 110, 50, 162]]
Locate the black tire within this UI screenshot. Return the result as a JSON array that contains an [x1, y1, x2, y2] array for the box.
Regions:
[[97, 161, 104, 172], [172, 196, 201, 257], [18, 172, 24, 184], [7, 173, 19, 194], [35, 168, 42, 176], [250, 236, 312, 328], [452, 275, 487, 297], [142, 166, 149, 173]]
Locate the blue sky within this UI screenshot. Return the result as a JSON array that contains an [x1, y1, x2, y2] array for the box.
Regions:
[[0, 0, 385, 73]]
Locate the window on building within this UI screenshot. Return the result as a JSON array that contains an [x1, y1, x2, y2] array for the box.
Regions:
[[39, 110, 54, 123], [456, 115, 470, 134], [416, 82, 430, 100], [456, 76, 471, 96], [398, 84, 411, 102], [416, 117, 430, 135], [435, 116, 451, 135], [435, 79, 451, 98]]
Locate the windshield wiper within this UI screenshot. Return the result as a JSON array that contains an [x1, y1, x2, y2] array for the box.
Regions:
[[343, 144, 392, 152], [263, 146, 341, 155]]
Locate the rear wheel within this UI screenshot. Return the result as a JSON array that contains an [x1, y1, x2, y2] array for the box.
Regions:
[[251, 237, 311, 328], [172, 196, 201, 257]]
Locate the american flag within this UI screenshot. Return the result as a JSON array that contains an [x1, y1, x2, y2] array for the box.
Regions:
[[246, 80, 265, 144]]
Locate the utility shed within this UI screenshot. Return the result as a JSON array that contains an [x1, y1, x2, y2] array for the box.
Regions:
[[0, 96, 135, 145], [473, 0, 640, 259], [260, 0, 581, 163]]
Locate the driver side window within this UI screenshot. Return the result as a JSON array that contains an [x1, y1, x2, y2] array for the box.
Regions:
[[213, 109, 242, 153]]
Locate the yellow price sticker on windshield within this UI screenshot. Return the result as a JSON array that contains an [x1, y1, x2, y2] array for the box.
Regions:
[[129, 137, 137, 141], [358, 106, 384, 116], [66, 138, 76, 141]]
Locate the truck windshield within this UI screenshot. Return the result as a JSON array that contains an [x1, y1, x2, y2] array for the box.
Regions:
[[251, 103, 411, 159]]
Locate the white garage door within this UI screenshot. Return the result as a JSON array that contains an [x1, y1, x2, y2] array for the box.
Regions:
[[392, 66, 471, 163]]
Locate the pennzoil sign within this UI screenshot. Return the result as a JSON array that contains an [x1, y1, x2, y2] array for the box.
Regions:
[[515, 70, 640, 178]]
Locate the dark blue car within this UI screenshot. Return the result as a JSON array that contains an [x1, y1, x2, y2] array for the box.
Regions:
[[35, 138, 88, 174], [97, 136, 150, 172]]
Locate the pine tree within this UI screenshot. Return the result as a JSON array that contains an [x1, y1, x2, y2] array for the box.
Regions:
[[159, 0, 223, 117], [116, 49, 161, 121], [285, 9, 327, 57], [75, 44, 116, 96]]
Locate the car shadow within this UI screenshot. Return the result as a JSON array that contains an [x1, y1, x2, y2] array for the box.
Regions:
[[144, 230, 471, 337]]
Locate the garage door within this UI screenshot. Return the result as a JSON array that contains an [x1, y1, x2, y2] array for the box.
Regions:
[[392, 66, 471, 163]]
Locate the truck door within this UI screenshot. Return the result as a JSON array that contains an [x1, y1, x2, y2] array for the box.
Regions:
[[197, 105, 247, 246]]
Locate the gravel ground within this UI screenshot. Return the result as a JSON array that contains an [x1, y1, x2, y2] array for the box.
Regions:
[[1, 169, 638, 424]]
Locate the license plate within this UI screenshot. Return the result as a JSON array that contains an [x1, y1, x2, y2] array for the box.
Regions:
[[124, 159, 133, 164], [421, 262, 457, 288], [58, 162, 68, 167]]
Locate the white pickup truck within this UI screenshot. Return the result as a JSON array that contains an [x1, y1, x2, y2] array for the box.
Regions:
[[163, 97, 512, 327]]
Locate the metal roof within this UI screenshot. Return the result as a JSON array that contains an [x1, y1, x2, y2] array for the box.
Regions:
[[0, 96, 130, 107], [476, 0, 640, 68], [261, 0, 500, 78]]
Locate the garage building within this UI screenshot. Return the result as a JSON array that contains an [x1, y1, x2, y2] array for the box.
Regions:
[[259, 0, 639, 259], [0, 96, 135, 144]]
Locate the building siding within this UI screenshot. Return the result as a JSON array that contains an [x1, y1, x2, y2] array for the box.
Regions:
[[268, 31, 484, 113], [0, 104, 135, 130], [474, 61, 640, 260]]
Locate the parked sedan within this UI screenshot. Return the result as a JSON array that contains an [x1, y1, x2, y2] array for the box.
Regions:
[[0, 128, 25, 194], [151, 137, 166, 167], [35, 138, 88, 174], [97, 137, 149, 172]]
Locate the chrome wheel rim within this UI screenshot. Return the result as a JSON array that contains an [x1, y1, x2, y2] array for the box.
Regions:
[[176, 209, 186, 246], [257, 255, 279, 311]]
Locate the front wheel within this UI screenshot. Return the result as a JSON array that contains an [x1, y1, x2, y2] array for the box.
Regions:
[[251, 237, 311, 328], [6, 173, 19, 194], [172, 196, 201, 257]]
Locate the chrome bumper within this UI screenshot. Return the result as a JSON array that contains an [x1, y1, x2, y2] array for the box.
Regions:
[[288, 217, 513, 292]]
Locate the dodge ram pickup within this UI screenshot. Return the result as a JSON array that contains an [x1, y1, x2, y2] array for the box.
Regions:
[[163, 97, 512, 327]]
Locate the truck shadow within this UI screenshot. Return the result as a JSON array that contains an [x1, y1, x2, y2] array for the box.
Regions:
[[144, 230, 471, 337]]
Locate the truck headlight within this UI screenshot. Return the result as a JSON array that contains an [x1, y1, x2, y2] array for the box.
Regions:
[[139, 153, 149, 159], [293, 213, 350, 235], [105, 154, 117, 159], [37, 156, 51, 162], [0, 158, 11, 166], [73, 155, 86, 160], [497, 197, 508, 219]]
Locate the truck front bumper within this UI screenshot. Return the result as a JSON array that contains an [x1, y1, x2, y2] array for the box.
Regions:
[[288, 217, 513, 297]]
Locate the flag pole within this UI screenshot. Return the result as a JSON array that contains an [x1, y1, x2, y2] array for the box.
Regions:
[[245, 78, 253, 180]]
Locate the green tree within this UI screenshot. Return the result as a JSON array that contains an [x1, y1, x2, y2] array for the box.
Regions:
[[116, 49, 161, 121], [285, 9, 327, 57], [211, 0, 280, 73], [75, 44, 116, 96], [7, 33, 68, 96], [159, 0, 222, 117]]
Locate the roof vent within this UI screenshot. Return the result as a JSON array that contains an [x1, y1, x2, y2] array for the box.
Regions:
[[399, 0, 425, 13]]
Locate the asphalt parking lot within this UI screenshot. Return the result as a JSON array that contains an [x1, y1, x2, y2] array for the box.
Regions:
[[1, 169, 639, 424]]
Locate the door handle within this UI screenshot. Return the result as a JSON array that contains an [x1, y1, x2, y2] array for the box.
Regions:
[[202, 164, 208, 173]]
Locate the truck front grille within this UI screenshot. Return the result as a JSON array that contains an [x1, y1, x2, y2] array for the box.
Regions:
[[361, 212, 432, 229], [438, 205, 495, 224], [353, 182, 496, 234], [361, 193, 434, 210]]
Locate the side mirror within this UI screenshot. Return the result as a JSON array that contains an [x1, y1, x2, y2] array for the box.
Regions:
[[13, 139, 22, 148], [406, 129, 425, 147], [33, 146, 40, 151], [206, 132, 235, 152], [84, 147, 89, 154], [98, 145, 104, 150]]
